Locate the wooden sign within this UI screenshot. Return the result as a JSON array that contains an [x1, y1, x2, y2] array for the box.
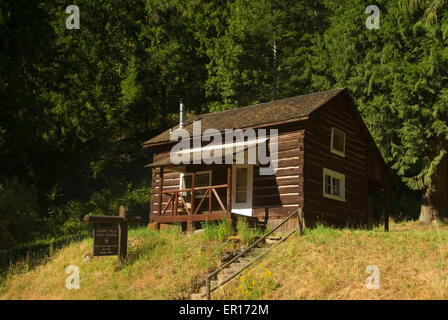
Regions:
[[93, 225, 119, 256], [84, 205, 141, 263]]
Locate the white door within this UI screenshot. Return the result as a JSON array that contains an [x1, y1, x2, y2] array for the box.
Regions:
[[231, 165, 253, 216]]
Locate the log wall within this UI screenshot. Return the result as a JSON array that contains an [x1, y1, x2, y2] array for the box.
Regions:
[[303, 96, 369, 227]]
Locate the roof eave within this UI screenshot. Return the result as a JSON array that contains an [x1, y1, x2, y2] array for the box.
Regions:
[[142, 115, 310, 148]]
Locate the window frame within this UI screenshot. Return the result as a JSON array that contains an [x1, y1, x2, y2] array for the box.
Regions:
[[180, 170, 212, 199], [330, 127, 346, 157], [322, 168, 346, 202]]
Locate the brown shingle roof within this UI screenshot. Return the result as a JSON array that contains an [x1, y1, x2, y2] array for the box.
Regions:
[[143, 88, 346, 147]]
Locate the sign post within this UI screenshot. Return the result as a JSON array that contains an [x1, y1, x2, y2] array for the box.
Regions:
[[84, 205, 141, 263]]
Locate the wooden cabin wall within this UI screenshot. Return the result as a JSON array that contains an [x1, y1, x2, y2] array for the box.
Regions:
[[149, 147, 181, 220], [304, 97, 369, 228], [252, 124, 305, 220]]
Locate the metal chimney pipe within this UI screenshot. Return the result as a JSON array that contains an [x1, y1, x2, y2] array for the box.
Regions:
[[179, 99, 185, 129]]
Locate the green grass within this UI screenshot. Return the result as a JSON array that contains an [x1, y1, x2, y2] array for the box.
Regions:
[[202, 220, 234, 241], [0, 227, 233, 300], [0, 233, 92, 282], [5, 220, 447, 300], [236, 219, 265, 245], [202, 219, 266, 244], [216, 221, 448, 300]]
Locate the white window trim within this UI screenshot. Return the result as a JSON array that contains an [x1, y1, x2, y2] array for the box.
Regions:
[[330, 127, 346, 157], [180, 170, 212, 198], [323, 168, 346, 202]]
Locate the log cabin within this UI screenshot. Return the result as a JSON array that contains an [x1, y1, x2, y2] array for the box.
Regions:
[[143, 88, 394, 232]]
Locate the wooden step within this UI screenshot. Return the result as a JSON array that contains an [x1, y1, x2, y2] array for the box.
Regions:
[[265, 236, 282, 244], [237, 257, 251, 264], [191, 293, 206, 300], [220, 267, 235, 275], [216, 274, 227, 283], [252, 247, 267, 253], [229, 262, 244, 269], [250, 248, 268, 257], [217, 273, 235, 283]]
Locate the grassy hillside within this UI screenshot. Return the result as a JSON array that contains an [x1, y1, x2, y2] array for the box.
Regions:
[[216, 221, 448, 300], [2, 221, 448, 300], [0, 227, 234, 300]]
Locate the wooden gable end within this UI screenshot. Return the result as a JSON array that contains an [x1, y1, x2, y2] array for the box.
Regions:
[[303, 94, 369, 227], [302, 90, 393, 228]]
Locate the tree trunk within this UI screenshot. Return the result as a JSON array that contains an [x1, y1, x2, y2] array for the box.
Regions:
[[419, 154, 448, 224]]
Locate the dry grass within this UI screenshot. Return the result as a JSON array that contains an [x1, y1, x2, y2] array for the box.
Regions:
[[215, 221, 448, 300], [0, 228, 232, 300], [2, 221, 448, 300]]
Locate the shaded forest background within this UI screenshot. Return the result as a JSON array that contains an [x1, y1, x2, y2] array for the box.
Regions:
[[0, 0, 447, 249]]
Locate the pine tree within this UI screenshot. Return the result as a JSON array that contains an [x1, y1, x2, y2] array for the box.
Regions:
[[204, 0, 327, 110]]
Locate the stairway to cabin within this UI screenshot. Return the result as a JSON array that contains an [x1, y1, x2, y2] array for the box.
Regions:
[[190, 208, 303, 300], [190, 237, 282, 300]]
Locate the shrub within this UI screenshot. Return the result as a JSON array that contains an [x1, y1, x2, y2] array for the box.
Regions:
[[238, 263, 276, 299], [237, 219, 264, 245], [202, 220, 233, 241]]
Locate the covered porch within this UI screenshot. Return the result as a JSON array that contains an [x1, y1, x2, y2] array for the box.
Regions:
[[151, 162, 233, 232], [146, 137, 271, 232], [147, 158, 260, 232]]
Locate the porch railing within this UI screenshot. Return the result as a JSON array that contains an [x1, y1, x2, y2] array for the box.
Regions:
[[159, 185, 230, 216], [157, 167, 233, 218]]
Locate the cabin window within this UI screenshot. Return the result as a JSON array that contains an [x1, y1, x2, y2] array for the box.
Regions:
[[181, 171, 212, 199], [323, 168, 345, 201], [330, 127, 345, 157], [235, 167, 248, 203]]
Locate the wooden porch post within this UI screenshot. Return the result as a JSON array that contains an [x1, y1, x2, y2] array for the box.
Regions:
[[158, 167, 164, 215], [227, 166, 232, 213], [174, 191, 178, 216], [191, 172, 196, 214], [157, 167, 164, 231], [187, 172, 196, 232], [384, 187, 390, 232]]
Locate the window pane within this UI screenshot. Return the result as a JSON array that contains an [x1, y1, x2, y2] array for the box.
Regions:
[[184, 175, 192, 189], [332, 129, 345, 153], [236, 168, 248, 203], [236, 168, 247, 188], [236, 191, 247, 203], [196, 174, 210, 187], [325, 175, 332, 194], [332, 178, 340, 196]]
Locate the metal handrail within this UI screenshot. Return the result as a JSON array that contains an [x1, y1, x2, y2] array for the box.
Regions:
[[201, 207, 303, 299], [208, 225, 299, 294]]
